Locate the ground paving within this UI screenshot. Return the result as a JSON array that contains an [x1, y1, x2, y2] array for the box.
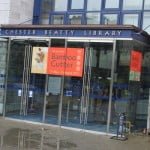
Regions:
[[0, 118, 150, 150]]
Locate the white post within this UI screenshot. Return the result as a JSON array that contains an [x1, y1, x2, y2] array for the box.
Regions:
[[147, 89, 150, 133]]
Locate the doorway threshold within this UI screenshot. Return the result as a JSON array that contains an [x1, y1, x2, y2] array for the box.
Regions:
[[4, 117, 115, 136]]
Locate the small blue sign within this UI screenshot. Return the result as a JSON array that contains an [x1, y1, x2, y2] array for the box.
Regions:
[[65, 90, 72, 97]]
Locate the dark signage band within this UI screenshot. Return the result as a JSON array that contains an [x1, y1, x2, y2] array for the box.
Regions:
[[0, 28, 133, 38]]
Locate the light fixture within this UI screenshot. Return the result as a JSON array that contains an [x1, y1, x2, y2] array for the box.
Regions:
[[107, 77, 111, 80]]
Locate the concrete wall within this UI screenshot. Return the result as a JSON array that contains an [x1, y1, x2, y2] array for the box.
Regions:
[[0, 0, 10, 24], [0, 0, 34, 114], [0, 0, 34, 24], [9, 0, 34, 24]]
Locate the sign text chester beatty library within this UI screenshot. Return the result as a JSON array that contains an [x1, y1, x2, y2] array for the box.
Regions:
[[31, 47, 85, 77], [0, 28, 133, 38]]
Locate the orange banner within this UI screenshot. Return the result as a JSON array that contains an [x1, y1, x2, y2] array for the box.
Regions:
[[47, 47, 85, 77]]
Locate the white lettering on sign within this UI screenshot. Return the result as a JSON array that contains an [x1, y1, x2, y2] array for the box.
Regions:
[[2, 29, 122, 37], [4, 29, 36, 35], [84, 30, 122, 36]]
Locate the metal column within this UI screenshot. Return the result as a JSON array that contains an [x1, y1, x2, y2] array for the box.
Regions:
[[58, 39, 67, 126], [42, 39, 51, 123], [3, 37, 11, 117], [106, 40, 116, 133]]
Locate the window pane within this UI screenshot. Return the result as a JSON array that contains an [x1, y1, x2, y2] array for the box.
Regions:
[[41, 0, 53, 12], [144, 0, 150, 10], [51, 15, 64, 24], [41, 0, 53, 24], [87, 0, 101, 11], [40, 13, 49, 24], [143, 12, 150, 34], [105, 0, 119, 8], [123, 14, 138, 26], [103, 14, 118, 24], [54, 0, 68, 11], [69, 14, 82, 24], [86, 13, 100, 24], [71, 0, 84, 9], [123, 0, 143, 10]]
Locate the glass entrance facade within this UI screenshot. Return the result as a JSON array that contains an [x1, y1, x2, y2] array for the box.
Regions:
[[3, 37, 150, 134]]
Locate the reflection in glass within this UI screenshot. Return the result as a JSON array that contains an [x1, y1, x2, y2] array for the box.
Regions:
[[86, 13, 100, 24], [54, 0, 68, 11], [71, 0, 84, 9], [123, 0, 143, 10], [87, 0, 101, 11], [143, 12, 150, 34], [99, 50, 112, 69], [123, 14, 139, 26], [102, 14, 118, 24], [105, 0, 119, 8], [144, 0, 150, 10], [69, 14, 82, 24], [51, 15, 64, 24]]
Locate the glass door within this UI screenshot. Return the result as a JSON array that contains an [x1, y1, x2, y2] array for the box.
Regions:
[[5, 39, 26, 118], [59, 39, 115, 133], [44, 39, 66, 124], [25, 39, 49, 122], [84, 41, 115, 133], [60, 40, 88, 128], [5, 39, 49, 122]]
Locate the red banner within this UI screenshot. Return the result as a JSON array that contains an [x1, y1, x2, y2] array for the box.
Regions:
[[130, 51, 142, 72], [47, 47, 85, 77]]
